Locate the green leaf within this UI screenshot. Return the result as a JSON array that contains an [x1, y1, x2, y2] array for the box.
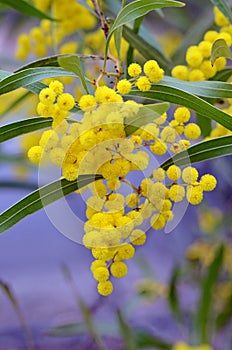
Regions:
[[134, 330, 173, 349], [211, 38, 232, 65], [0, 175, 102, 234], [210, 67, 232, 81], [0, 68, 71, 98], [196, 113, 212, 137], [0, 181, 37, 191], [161, 135, 232, 170], [210, 0, 232, 23], [125, 16, 145, 69], [0, 117, 52, 143], [0, 68, 79, 111], [0, 69, 12, 80], [0, 280, 34, 350], [108, 0, 184, 33], [125, 102, 170, 136], [47, 323, 86, 337], [216, 293, 232, 330], [159, 76, 232, 99], [61, 264, 107, 350], [114, 27, 123, 61], [0, 67, 77, 95], [128, 85, 232, 131], [168, 266, 181, 321], [58, 55, 89, 93], [196, 245, 224, 343], [123, 26, 171, 70], [0, 0, 57, 20], [16, 54, 104, 72], [47, 320, 118, 338], [104, 0, 185, 66], [117, 310, 138, 350]]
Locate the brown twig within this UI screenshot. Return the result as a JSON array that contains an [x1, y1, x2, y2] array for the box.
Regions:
[[91, 0, 109, 39]]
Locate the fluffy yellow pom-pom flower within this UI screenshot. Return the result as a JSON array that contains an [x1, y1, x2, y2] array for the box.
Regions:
[[184, 123, 201, 140], [143, 59, 164, 82], [169, 184, 185, 202], [49, 80, 64, 96], [110, 261, 128, 278], [90, 260, 107, 272], [171, 65, 189, 80], [186, 46, 203, 68], [166, 165, 181, 181], [57, 93, 75, 111], [200, 174, 217, 191], [136, 76, 151, 92], [27, 146, 43, 164], [93, 266, 110, 282], [182, 166, 199, 184], [39, 88, 56, 105], [79, 94, 97, 111], [151, 213, 166, 230], [174, 107, 191, 123], [153, 168, 165, 182], [128, 63, 142, 77], [117, 79, 132, 94], [186, 185, 203, 205], [97, 280, 113, 296]]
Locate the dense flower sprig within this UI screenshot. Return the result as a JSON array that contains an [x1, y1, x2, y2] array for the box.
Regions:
[[171, 7, 231, 82], [15, 0, 96, 60], [27, 68, 217, 295]]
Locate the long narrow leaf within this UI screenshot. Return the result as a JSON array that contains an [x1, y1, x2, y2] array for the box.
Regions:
[[0, 175, 102, 234], [161, 135, 232, 170], [0, 70, 78, 107], [16, 54, 104, 72], [196, 113, 212, 137], [0, 67, 77, 95], [211, 68, 232, 81], [0, 280, 35, 350], [47, 323, 86, 337], [123, 26, 171, 70], [135, 330, 172, 349], [0, 69, 12, 80], [104, 0, 185, 65], [159, 76, 232, 99], [0, 0, 56, 20], [216, 293, 232, 330], [117, 310, 137, 350], [128, 85, 232, 131], [168, 266, 181, 321], [0, 118, 52, 143], [196, 245, 224, 343]]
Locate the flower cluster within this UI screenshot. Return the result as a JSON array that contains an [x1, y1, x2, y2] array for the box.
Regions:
[[171, 7, 231, 82], [117, 60, 164, 94], [15, 0, 96, 60], [27, 77, 217, 296]]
